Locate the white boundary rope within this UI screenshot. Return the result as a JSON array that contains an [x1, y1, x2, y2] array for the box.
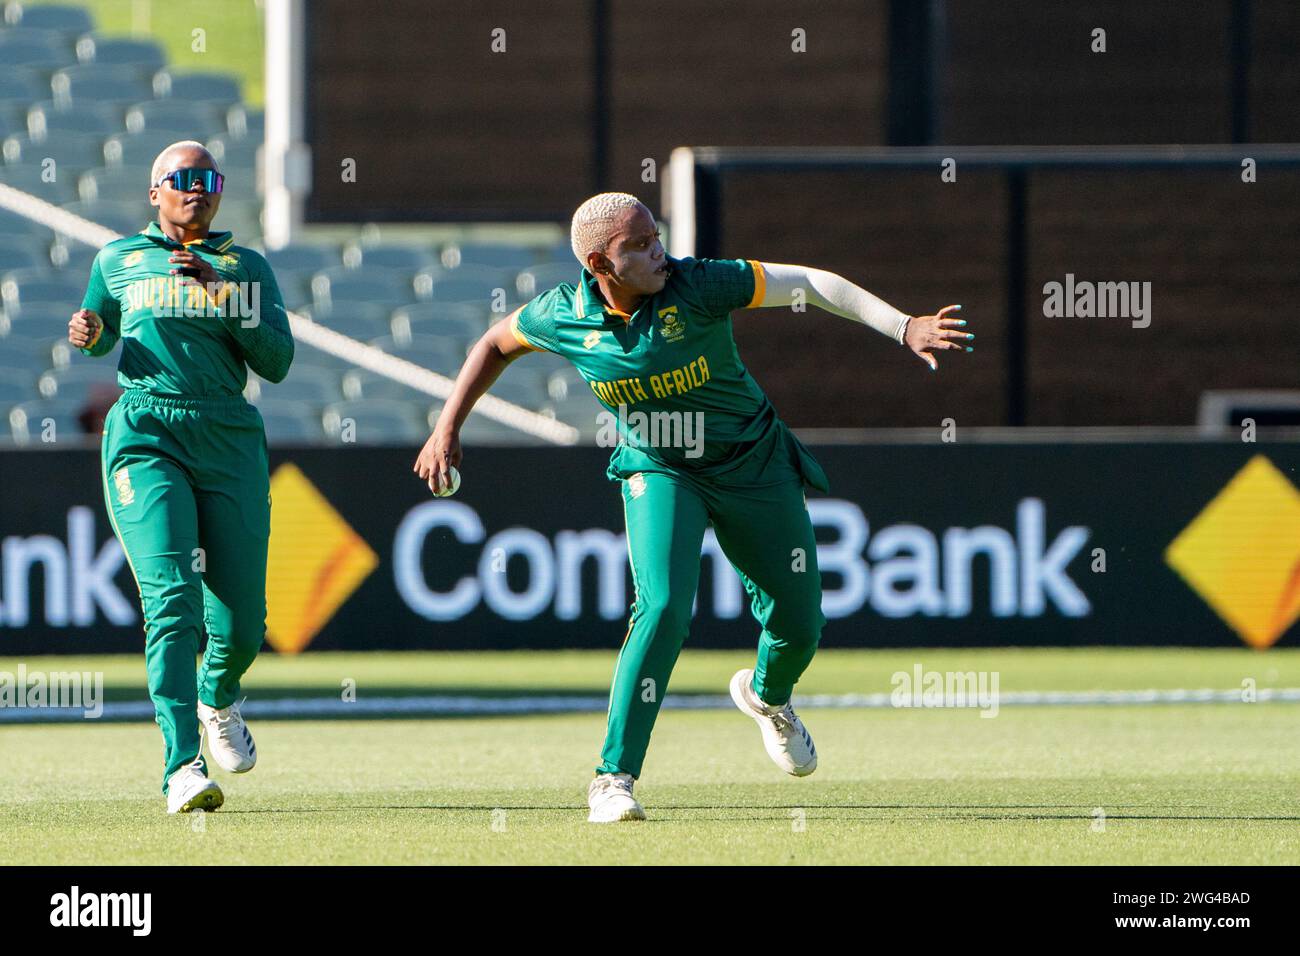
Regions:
[[0, 183, 580, 445], [3, 687, 1296, 723]]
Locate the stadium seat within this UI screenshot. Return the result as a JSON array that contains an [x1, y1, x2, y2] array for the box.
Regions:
[[441, 241, 536, 272], [37, 362, 119, 401], [284, 350, 357, 375], [249, 365, 342, 405], [545, 366, 589, 403], [340, 368, 432, 403], [0, 68, 46, 104], [3, 130, 106, 173], [48, 235, 96, 273], [312, 269, 415, 311], [1, 269, 85, 318], [265, 244, 340, 275], [152, 70, 242, 107], [0, 332, 59, 369], [103, 130, 195, 168], [0, 363, 37, 403], [58, 199, 150, 236], [74, 36, 166, 72], [536, 241, 577, 265], [77, 164, 150, 202], [124, 100, 226, 136], [539, 395, 601, 437], [225, 106, 263, 140], [50, 65, 153, 107], [0, 205, 55, 240], [206, 133, 258, 171], [366, 333, 467, 374], [322, 399, 426, 444], [272, 277, 312, 312], [240, 398, 321, 443], [0, 162, 80, 203], [0, 107, 28, 140], [487, 376, 550, 409], [0, 33, 76, 71], [309, 311, 392, 341], [526, 349, 569, 378], [341, 242, 437, 273], [460, 409, 546, 446], [211, 202, 261, 237], [516, 262, 576, 299], [26, 100, 123, 138], [414, 265, 513, 306], [7, 5, 95, 35], [7, 397, 85, 444], [0, 240, 50, 273], [390, 303, 487, 342]]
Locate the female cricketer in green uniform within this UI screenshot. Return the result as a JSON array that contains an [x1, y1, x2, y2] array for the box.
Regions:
[[414, 192, 970, 822], [67, 141, 293, 814]]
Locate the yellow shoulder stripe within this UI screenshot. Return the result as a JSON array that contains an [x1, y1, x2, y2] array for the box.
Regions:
[[745, 259, 766, 308], [509, 308, 543, 351]]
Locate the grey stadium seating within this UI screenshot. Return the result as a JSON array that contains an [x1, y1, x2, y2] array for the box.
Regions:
[[6, 5, 95, 35], [0, 8, 570, 447], [322, 399, 427, 444], [74, 36, 166, 73]]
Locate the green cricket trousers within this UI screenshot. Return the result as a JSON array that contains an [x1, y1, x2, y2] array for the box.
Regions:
[[598, 430, 827, 778], [101, 390, 271, 792]]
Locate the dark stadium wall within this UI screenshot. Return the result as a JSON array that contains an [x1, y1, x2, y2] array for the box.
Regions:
[[304, 0, 890, 222], [2, 444, 1296, 655], [720, 165, 1300, 429]]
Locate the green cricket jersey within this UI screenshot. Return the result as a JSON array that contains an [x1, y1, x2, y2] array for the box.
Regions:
[[80, 221, 294, 395], [511, 256, 828, 489]]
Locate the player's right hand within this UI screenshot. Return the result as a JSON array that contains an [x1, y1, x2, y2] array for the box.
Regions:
[[68, 309, 102, 349], [413, 425, 463, 495]]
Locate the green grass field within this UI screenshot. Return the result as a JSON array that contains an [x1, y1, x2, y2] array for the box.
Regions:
[[3, 648, 1299, 865]]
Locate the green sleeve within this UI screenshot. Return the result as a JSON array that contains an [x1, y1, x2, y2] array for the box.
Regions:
[[676, 257, 761, 317], [78, 251, 122, 357], [217, 253, 295, 383], [510, 288, 563, 353]]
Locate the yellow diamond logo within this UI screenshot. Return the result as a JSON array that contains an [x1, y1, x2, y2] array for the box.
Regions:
[[265, 462, 378, 653], [1166, 454, 1300, 648]]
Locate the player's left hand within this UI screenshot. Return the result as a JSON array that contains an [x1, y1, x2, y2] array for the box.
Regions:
[[904, 304, 972, 371], [169, 249, 220, 288]]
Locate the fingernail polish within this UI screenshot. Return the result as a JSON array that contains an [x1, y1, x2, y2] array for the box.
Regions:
[[958, 320, 967, 326], [967, 333, 975, 339], [965, 347, 973, 352]]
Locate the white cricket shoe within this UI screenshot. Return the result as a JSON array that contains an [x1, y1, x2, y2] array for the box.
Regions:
[[730, 668, 817, 777], [197, 699, 257, 773], [587, 773, 646, 823], [166, 762, 224, 814]]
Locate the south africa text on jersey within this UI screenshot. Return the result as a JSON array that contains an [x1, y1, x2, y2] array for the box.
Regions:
[[588, 354, 711, 406]]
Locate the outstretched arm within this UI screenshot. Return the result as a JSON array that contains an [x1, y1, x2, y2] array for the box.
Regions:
[[756, 262, 972, 371], [412, 311, 534, 494]]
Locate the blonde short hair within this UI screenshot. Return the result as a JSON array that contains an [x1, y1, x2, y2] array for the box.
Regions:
[[569, 192, 644, 267]]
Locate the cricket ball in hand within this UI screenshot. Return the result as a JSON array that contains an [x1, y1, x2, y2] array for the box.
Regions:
[[432, 466, 461, 498]]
